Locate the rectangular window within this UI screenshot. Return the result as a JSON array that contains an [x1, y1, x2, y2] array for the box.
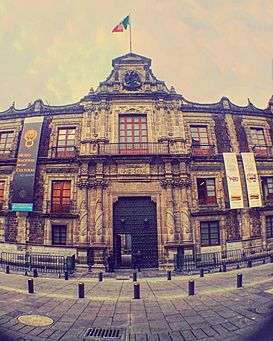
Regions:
[[56, 128, 76, 157], [262, 177, 273, 201], [266, 216, 273, 238], [51, 181, 71, 213], [0, 131, 13, 158], [197, 178, 217, 205], [190, 126, 210, 155], [119, 115, 148, 153], [250, 128, 267, 156], [52, 225, 67, 245], [0, 182, 4, 209], [200, 221, 220, 246]]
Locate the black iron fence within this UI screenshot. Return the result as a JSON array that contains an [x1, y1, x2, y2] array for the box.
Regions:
[[0, 252, 75, 274], [175, 246, 273, 272]]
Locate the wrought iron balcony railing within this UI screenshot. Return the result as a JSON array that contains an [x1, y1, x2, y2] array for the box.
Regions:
[[46, 200, 77, 214], [50, 146, 79, 159], [191, 144, 215, 156], [97, 142, 170, 155], [252, 145, 272, 157]]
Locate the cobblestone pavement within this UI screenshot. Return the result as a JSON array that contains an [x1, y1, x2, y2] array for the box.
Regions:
[[0, 264, 273, 341]]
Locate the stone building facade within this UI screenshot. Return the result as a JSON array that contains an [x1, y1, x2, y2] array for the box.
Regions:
[[0, 52, 273, 270]]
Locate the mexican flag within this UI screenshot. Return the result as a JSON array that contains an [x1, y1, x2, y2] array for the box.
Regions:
[[112, 15, 130, 33]]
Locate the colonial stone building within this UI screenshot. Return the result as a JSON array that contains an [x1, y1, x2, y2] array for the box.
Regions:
[[0, 52, 273, 270]]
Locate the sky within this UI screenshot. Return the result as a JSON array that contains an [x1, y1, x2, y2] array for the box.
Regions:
[[0, 0, 272, 111]]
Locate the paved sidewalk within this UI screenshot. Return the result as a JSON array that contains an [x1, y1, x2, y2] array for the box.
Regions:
[[0, 264, 273, 340]]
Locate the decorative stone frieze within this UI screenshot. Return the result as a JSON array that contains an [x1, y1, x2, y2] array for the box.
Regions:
[[160, 179, 191, 188]]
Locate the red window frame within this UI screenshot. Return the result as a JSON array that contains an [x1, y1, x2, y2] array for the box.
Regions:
[[56, 128, 76, 158], [0, 131, 13, 158], [190, 126, 210, 155], [200, 221, 220, 246], [119, 115, 148, 154], [51, 181, 71, 213], [0, 182, 4, 209], [250, 128, 267, 156], [197, 178, 217, 205]]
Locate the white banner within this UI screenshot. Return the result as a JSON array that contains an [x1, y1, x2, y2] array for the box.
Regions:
[[242, 153, 262, 207], [223, 153, 244, 209]]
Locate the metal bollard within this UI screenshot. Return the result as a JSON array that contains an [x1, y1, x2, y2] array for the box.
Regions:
[[223, 263, 227, 272], [33, 268, 38, 278], [24, 271, 28, 276], [28, 279, 34, 294], [133, 271, 137, 282], [134, 283, 140, 299], [237, 273, 243, 288], [64, 271, 69, 280], [219, 266, 222, 272], [78, 282, 84, 298], [247, 260, 252, 268], [200, 269, 204, 277], [237, 264, 240, 270], [98, 272, 103, 282], [263, 259, 266, 264], [5, 265, 9, 274], [58, 272, 61, 279], [167, 270, 172, 280], [188, 280, 195, 296]]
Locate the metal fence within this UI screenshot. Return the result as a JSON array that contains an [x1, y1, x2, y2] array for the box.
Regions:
[[0, 252, 75, 273], [175, 246, 273, 272]]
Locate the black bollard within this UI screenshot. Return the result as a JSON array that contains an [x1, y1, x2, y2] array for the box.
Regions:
[[64, 271, 69, 280], [167, 271, 172, 280], [28, 279, 34, 293], [58, 272, 61, 279], [33, 268, 38, 278], [188, 280, 195, 296], [78, 282, 84, 298], [24, 270, 28, 276], [200, 269, 204, 277], [219, 266, 222, 272], [223, 263, 227, 272], [237, 273, 243, 288], [247, 260, 252, 268], [5, 265, 9, 274], [263, 259, 266, 264], [98, 272, 103, 282], [133, 271, 137, 282], [134, 283, 140, 299], [237, 264, 240, 270]]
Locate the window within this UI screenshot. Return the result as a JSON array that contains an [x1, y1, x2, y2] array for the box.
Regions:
[[197, 178, 217, 205], [119, 115, 147, 153], [52, 225, 67, 245], [51, 181, 71, 213], [0, 131, 13, 158], [250, 128, 267, 155], [200, 221, 220, 246], [0, 182, 4, 209], [190, 126, 210, 155], [56, 128, 76, 157], [262, 177, 273, 201], [266, 216, 273, 238]]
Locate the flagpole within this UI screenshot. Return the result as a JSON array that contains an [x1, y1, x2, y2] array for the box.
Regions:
[[129, 13, 132, 53]]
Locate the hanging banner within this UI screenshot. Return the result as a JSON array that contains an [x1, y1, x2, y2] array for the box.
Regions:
[[12, 117, 44, 212], [223, 153, 244, 209], [241, 153, 262, 208]]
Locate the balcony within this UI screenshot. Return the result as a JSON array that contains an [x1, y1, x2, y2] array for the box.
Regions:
[[191, 144, 215, 156], [50, 146, 79, 159], [253, 145, 272, 157], [46, 200, 77, 215], [0, 149, 14, 160], [97, 142, 170, 155]]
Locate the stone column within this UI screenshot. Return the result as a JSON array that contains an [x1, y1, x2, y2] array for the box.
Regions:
[[16, 213, 27, 245]]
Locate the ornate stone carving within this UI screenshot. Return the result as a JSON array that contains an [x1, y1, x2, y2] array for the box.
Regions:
[[118, 164, 149, 175], [166, 206, 175, 236], [95, 198, 103, 238], [122, 71, 142, 90], [77, 179, 108, 189], [161, 179, 191, 188], [79, 200, 88, 238]]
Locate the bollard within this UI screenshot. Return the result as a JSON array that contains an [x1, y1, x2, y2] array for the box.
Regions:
[[28, 279, 34, 293], [133, 271, 137, 282], [5, 265, 9, 274], [263, 259, 266, 264], [33, 268, 38, 278], [98, 272, 103, 282], [167, 271, 172, 280], [200, 269, 204, 278], [134, 283, 140, 299], [219, 266, 222, 272], [271, 255, 273, 263], [237, 273, 243, 288], [64, 271, 69, 280], [237, 264, 240, 270], [78, 282, 84, 298], [24, 271, 28, 276], [247, 260, 252, 268], [58, 272, 61, 279], [223, 263, 227, 272], [188, 280, 195, 296]]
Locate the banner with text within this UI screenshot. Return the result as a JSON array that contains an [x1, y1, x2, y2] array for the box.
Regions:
[[242, 152, 262, 208], [12, 117, 44, 212], [223, 153, 244, 209]]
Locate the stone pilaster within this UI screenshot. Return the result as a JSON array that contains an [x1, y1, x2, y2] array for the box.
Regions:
[[16, 213, 27, 244]]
